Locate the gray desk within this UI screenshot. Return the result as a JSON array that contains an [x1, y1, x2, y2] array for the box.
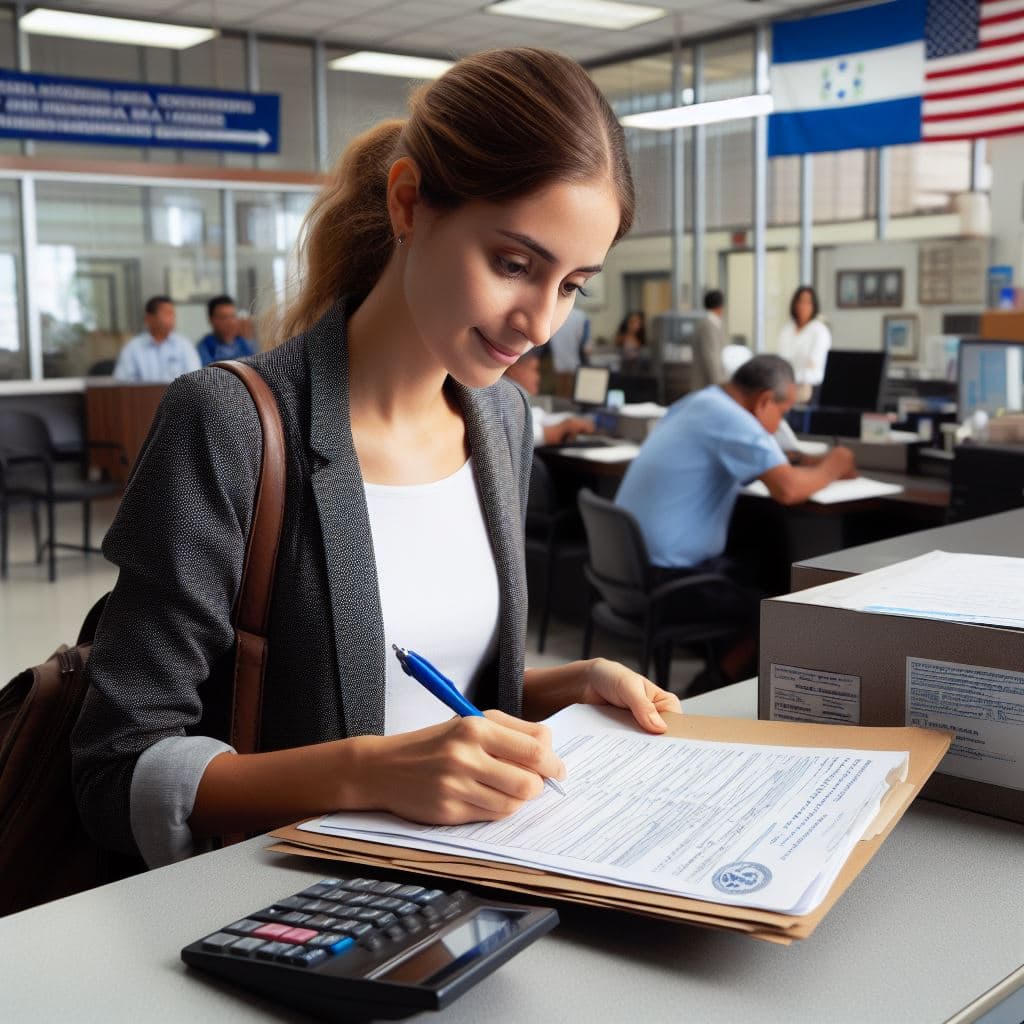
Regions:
[[791, 507, 1024, 590], [3, 682, 1022, 1023]]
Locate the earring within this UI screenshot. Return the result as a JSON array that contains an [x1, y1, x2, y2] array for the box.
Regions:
[[396, 233, 406, 246]]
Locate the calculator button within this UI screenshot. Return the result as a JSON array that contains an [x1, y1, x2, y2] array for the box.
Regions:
[[395, 885, 426, 899], [305, 914, 340, 929], [229, 937, 266, 957], [300, 900, 335, 914], [402, 915, 424, 934], [274, 896, 310, 911], [298, 882, 337, 898], [411, 889, 445, 906], [279, 946, 328, 968], [256, 941, 291, 961], [201, 932, 238, 952], [395, 902, 420, 917], [358, 933, 385, 952], [343, 893, 373, 907], [384, 924, 406, 942], [307, 932, 344, 949], [370, 881, 400, 894], [325, 936, 355, 956], [253, 923, 292, 941], [339, 922, 373, 939], [279, 927, 318, 945], [375, 912, 398, 928], [225, 919, 262, 935], [352, 908, 385, 923], [279, 911, 311, 926], [342, 878, 375, 891], [370, 896, 404, 911]]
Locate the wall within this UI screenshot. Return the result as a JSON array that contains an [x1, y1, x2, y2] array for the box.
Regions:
[[989, 135, 1024, 285]]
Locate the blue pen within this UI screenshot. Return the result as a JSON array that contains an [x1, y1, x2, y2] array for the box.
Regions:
[[392, 644, 565, 796]]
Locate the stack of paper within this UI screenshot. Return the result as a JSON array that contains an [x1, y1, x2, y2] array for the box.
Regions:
[[554, 442, 640, 463], [269, 706, 951, 944], [743, 476, 904, 505]]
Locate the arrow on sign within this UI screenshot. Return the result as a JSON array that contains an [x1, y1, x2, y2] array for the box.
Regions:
[[154, 126, 272, 147]]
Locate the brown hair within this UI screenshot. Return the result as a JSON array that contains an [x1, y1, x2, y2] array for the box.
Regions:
[[276, 48, 634, 341]]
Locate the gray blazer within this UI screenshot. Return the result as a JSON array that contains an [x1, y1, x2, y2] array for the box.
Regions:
[[72, 299, 534, 856], [691, 315, 728, 391]]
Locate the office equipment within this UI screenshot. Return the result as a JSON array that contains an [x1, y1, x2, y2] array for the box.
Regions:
[[271, 705, 950, 944], [571, 366, 610, 408], [392, 645, 564, 795], [949, 442, 1024, 522], [181, 874, 558, 1020], [818, 350, 889, 411], [957, 339, 1024, 418], [760, 551, 1024, 824]]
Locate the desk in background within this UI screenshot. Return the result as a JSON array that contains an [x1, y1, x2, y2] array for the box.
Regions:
[[2, 680, 1021, 1024], [85, 382, 167, 483]]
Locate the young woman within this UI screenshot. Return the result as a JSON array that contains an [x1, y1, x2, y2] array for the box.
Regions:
[[614, 310, 646, 360], [71, 48, 681, 869], [775, 285, 832, 400]]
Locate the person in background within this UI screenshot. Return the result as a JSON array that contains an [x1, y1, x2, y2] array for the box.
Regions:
[[691, 289, 727, 390], [505, 348, 595, 445], [614, 310, 646, 360], [775, 285, 831, 402], [616, 355, 855, 688], [113, 296, 201, 383], [547, 306, 590, 374], [196, 295, 255, 366]]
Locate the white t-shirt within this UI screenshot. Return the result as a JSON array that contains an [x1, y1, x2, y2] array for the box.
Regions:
[[775, 318, 832, 386], [364, 459, 501, 736]]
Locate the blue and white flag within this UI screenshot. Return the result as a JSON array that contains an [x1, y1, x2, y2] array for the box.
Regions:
[[769, 0, 926, 156]]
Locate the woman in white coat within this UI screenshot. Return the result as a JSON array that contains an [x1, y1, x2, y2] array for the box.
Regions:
[[775, 285, 831, 402]]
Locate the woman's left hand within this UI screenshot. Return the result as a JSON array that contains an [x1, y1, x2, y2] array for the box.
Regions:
[[577, 658, 681, 733]]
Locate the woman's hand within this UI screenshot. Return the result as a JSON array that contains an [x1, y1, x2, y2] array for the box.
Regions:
[[356, 712, 565, 826], [577, 658, 681, 733]]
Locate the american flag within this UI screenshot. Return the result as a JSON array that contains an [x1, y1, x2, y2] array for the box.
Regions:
[[923, 0, 1024, 141]]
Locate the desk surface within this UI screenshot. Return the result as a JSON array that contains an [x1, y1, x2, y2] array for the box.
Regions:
[[4, 682, 1022, 1023]]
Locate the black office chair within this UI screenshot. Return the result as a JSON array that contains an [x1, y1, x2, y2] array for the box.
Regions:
[[577, 488, 738, 692], [0, 410, 125, 582], [525, 455, 588, 653]]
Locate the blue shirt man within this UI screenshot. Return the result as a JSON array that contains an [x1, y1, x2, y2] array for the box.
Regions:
[[196, 295, 255, 366], [616, 355, 855, 569], [113, 296, 201, 383]]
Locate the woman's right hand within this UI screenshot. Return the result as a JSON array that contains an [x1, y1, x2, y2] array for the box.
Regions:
[[354, 711, 565, 825]]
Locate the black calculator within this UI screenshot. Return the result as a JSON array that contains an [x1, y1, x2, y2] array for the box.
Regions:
[[181, 874, 558, 1020]]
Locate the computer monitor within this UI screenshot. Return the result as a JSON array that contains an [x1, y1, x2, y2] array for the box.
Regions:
[[817, 350, 889, 411], [957, 339, 1024, 418], [572, 366, 610, 407]]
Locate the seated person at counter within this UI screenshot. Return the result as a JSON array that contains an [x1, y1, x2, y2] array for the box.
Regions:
[[196, 295, 256, 366], [113, 296, 202, 383], [616, 355, 855, 685], [505, 348, 595, 445]]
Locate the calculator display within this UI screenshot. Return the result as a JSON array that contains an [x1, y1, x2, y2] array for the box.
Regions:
[[378, 910, 516, 985]]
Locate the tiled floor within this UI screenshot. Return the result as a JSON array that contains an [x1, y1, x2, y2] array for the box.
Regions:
[[1, 498, 704, 694]]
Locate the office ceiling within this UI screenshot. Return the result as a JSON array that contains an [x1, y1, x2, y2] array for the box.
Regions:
[[40, 0, 832, 65]]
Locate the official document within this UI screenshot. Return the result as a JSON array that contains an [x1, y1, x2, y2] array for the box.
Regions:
[[301, 706, 908, 915], [742, 476, 904, 504]]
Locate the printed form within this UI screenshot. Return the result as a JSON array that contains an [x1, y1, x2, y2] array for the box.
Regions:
[[302, 706, 908, 915]]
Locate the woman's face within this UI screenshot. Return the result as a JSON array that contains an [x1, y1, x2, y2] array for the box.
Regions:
[[794, 291, 814, 326], [401, 178, 620, 388], [627, 313, 643, 333]]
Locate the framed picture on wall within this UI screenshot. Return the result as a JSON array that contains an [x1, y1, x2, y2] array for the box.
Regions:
[[883, 314, 918, 360], [881, 269, 904, 306], [836, 270, 860, 308], [860, 272, 880, 306]]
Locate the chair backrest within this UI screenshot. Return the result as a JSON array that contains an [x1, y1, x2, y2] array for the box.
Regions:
[[577, 488, 653, 615], [0, 410, 52, 458]]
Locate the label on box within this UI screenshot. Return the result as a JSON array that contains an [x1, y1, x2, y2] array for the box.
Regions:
[[906, 657, 1024, 791], [769, 664, 861, 724]]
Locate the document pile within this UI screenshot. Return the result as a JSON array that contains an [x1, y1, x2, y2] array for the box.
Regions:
[[270, 707, 951, 943], [743, 477, 904, 505]]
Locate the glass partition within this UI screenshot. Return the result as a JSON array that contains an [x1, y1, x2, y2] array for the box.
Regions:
[[0, 180, 25, 379]]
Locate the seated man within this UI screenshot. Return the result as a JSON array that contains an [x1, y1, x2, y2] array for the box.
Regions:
[[196, 294, 256, 366], [616, 355, 855, 686], [505, 348, 595, 446], [113, 296, 201, 383]]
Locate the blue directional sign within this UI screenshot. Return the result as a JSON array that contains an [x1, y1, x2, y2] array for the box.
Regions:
[[0, 70, 279, 153]]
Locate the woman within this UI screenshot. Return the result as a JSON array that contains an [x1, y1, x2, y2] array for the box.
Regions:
[[71, 49, 680, 869], [775, 286, 831, 400], [614, 310, 646, 360]]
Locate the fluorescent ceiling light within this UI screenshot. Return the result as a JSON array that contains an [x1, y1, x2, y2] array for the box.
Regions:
[[20, 9, 218, 49], [621, 94, 774, 130], [486, 0, 665, 31], [328, 51, 454, 79]]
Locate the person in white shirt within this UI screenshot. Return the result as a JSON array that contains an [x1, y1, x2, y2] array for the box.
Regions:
[[775, 286, 831, 402], [547, 306, 590, 374], [113, 296, 202, 383], [505, 348, 595, 445]]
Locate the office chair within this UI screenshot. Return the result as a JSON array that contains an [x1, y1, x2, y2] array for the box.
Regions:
[[577, 488, 738, 692], [525, 455, 588, 653], [0, 410, 126, 581]]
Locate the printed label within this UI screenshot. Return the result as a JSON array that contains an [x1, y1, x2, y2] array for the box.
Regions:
[[906, 657, 1024, 791], [769, 664, 861, 725]]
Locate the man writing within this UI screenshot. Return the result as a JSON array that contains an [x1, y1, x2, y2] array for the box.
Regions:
[[113, 296, 201, 383]]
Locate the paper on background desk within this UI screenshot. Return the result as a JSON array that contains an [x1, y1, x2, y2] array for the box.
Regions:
[[781, 550, 1024, 630], [742, 476, 904, 504], [555, 442, 640, 463], [616, 402, 667, 418], [299, 705, 908, 916]]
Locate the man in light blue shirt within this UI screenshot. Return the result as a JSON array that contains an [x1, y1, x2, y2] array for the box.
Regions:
[[113, 296, 201, 383], [616, 355, 854, 685]]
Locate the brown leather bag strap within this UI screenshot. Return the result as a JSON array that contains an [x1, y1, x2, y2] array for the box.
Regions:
[[212, 361, 286, 757]]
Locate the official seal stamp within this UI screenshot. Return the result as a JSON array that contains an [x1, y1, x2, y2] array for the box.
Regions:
[[711, 861, 773, 895]]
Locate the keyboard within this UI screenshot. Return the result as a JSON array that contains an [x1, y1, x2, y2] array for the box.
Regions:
[[181, 874, 558, 1020]]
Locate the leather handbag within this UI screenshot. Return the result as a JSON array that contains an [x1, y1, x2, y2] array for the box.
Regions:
[[0, 362, 285, 916]]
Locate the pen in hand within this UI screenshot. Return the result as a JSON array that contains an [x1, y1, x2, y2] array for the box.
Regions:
[[392, 644, 565, 797]]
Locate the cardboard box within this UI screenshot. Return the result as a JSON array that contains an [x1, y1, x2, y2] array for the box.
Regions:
[[759, 590, 1024, 824]]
